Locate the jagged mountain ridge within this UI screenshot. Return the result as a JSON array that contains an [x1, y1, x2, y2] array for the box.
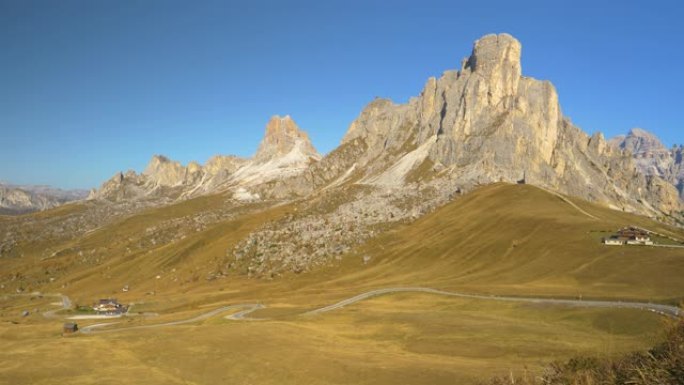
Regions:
[[609, 128, 684, 200], [89, 33, 682, 220], [3, 33, 683, 286], [89, 115, 320, 202], [0, 183, 87, 215], [271, 33, 680, 218]]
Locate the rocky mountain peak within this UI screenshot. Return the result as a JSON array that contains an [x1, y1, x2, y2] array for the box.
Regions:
[[623, 128, 668, 155], [88, 116, 323, 202], [144, 155, 173, 172], [465, 33, 521, 77], [462, 33, 522, 108], [143, 154, 187, 187], [304, 33, 681, 217], [610, 128, 668, 156], [187, 161, 202, 174], [254, 115, 320, 163], [204, 155, 245, 175], [86, 33, 681, 219], [609, 128, 683, 201]]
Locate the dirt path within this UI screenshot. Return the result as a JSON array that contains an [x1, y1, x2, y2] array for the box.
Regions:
[[537, 186, 601, 220]]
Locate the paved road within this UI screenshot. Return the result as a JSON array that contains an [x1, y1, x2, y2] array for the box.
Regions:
[[304, 287, 682, 318], [75, 287, 680, 334], [649, 244, 684, 249], [224, 304, 264, 321], [43, 293, 72, 319], [2, 292, 73, 319], [68, 314, 123, 320], [80, 304, 262, 334]]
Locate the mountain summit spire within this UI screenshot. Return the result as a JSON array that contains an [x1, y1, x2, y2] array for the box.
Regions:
[[254, 115, 320, 163]]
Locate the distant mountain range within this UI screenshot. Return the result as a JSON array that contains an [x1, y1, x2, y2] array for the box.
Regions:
[[88, 33, 682, 222], [5, 34, 682, 224], [1, 32, 683, 288], [609, 128, 683, 200], [87, 115, 321, 202], [0, 183, 88, 215]]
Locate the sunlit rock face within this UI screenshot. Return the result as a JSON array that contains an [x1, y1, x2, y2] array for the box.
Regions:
[[89, 115, 320, 202], [89, 33, 681, 218], [610, 128, 684, 201], [320, 33, 681, 216]]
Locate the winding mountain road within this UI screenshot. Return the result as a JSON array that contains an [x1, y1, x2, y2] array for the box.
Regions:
[[75, 287, 681, 334], [303, 287, 681, 318], [80, 304, 262, 334]]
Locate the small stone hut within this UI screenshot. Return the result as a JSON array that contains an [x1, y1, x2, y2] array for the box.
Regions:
[[63, 322, 78, 334]]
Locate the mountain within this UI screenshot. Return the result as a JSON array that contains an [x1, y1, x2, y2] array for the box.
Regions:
[[90, 34, 682, 220], [0, 183, 87, 215], [254, 115, 319, 162], [222, 33, 684, 276], [83, 34, 683, 276], [272, 34, 681, 217], [88, 115, 320, 202], [609, 128, 684, 200], [2, 33, 684, 385]]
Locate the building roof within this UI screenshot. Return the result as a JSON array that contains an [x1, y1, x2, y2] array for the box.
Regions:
[[98, 298, 119, 305]]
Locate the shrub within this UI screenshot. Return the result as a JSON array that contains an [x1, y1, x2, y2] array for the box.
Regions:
[[483, 321, 684, 385]]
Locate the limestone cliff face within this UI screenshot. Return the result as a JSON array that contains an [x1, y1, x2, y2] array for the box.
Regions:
[[90, 33, 680, 218], [324, 33, 681, 217], [610, 128, 684, 201], [143, 155, 192, 187], [204, 155, 246, 175], [339, 34, 562, 182], [254, 115, 320, 163]]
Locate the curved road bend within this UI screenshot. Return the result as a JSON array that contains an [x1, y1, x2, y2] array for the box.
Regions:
[[79, 288, 680, 334], [43, 294, 72, 318], [2, 292, 73, 319], [303, 287, 682, 318], [80, 304, 262, 334], [224, 304, 264, 321]]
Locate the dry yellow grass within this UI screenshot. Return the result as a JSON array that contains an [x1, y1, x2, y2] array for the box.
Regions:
[[1, 183, 682, 384], [317, 183, 684, 302], [0, 292, 668, 385]]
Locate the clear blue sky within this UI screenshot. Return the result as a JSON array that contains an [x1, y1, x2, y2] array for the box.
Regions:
[[1, 0, 682, 189]]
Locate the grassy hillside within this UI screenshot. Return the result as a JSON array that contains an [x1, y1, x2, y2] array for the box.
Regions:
[[0, 293, 668, 385], [316, 183, 684, 303], [6, 183, 683, 304], [1, 183, 682, 385]]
